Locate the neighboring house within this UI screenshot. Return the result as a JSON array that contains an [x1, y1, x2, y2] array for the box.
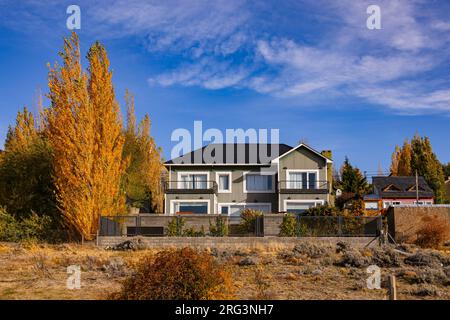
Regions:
[[163, 143, 333, 216], [363, 176, 434, 214]]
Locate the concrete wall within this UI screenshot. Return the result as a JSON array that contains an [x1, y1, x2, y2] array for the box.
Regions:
[[98, 236, 378, 249], [387, 206, 450, 243]]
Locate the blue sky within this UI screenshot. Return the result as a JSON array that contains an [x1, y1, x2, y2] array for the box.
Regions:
[[1, 0, 450, 175]]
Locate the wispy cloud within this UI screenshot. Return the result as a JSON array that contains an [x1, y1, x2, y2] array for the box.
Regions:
[[1, 0, 450, 113]]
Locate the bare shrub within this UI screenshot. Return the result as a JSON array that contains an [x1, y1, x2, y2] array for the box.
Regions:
[[336, 249, 371, 268], [415, 216, 449, 249], [112, 248, 234, 300], [253, 266, 275, 299], [404, 252, 443, 268], [410, 284, 441, 297], [293, 242, 333, 259], [368, 246, 402, 267], [31, 253, 52, 278]]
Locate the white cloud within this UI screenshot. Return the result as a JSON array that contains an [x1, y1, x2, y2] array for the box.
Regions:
[[1, 0, 449, 114]]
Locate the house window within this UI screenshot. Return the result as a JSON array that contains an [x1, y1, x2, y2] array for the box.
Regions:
[[287, 171, 318, 189], [173, 201, 208, 214], [245, 173, 273, 192], [218, 203, 271, 216], [217, 172, 232, 193], [179, 173, 208, 189], [364, 202, 379, 210], [285, 201, 322, 215]]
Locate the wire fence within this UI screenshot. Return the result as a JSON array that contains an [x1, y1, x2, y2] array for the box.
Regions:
[[99, 214, 382, 238]]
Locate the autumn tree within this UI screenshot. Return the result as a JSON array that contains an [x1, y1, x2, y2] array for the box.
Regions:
[[122, 90, 164, 212], [390, 135, 446, 202], [46, 33, 126, 239], [390, 140, 412, 176]]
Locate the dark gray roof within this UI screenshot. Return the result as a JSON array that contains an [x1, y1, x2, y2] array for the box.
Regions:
[[371, 176, 434, 198], [165, 143, 293, 165]]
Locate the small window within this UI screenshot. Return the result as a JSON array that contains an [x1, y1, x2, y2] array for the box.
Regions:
[[220, 206, 229, 214], [365, 202, 379, 210], [217, 173, 231, 192]]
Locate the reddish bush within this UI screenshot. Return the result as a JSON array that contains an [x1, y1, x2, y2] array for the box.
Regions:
[[415, 216, 449, 249], [112, 248, 234, 300]]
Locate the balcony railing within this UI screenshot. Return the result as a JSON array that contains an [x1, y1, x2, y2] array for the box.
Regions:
[[278, 180, 329, 194], [164, 180, 218, 194]]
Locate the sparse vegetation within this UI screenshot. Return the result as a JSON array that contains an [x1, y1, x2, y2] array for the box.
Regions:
[[237, 209, 263, 234], [111, 248, 234, 300], [415, 216, 449, 249], [209, 216, 229, 237]]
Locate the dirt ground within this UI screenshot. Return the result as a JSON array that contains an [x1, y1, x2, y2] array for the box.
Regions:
[[0, 241, 448, 300]]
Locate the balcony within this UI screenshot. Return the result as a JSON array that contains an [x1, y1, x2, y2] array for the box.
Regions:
[[278, 180, 329, 194], [164, 180, 218, 194]]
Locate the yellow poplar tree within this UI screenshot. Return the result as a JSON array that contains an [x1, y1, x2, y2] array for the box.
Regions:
[[5, 107, 38, 151], [138, 115, 164, 212], [46, 33, 126, 239], [87, 41, 127, 221], [46, 32, 96, 239]]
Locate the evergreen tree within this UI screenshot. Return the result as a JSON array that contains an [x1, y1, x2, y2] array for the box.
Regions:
[[338, 157, 369, 198], [410, 135, 446, 203]]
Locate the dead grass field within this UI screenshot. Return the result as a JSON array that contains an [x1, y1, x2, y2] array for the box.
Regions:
[[0, 241, 448, 300]]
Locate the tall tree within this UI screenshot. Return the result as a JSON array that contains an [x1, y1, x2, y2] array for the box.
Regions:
[[0, 107, 56, 221], [390, 145, 401, 176], [410, 135, 446, 203], [46, 32, 95, 239], [87, 41, 127, 220], [443, 162, 450, 179], [138, 114, 164, 212], [46, 33, 126, 239], [390, 135, 446, 202], [122, 90, 164, 212], [397, 140, 412, 176], [338, 157, 369, 198]]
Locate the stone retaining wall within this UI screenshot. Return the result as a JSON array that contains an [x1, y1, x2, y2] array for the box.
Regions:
[[98, 236, 379, 249]]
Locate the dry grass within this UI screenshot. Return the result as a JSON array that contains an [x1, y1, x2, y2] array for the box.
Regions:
[[0, 241, 448, 300]]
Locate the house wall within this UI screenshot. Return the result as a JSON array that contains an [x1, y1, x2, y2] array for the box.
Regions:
[[278, 147, 327, 182], [166, 165, 278, 213], [278, 147, 330, 211]]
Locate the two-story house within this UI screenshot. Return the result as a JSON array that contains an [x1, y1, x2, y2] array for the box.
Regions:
[[163, 143, 333, 216]]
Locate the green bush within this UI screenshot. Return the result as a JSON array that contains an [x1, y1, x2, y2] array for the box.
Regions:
[[0, 208, 59, 242], [183, 226, 206, 237], [278, 214, 308, 237], [209, 216, 229, 237], [237, 209, 262, 234], [303, 205, 341, 216], [166, 217, 185, 236]]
